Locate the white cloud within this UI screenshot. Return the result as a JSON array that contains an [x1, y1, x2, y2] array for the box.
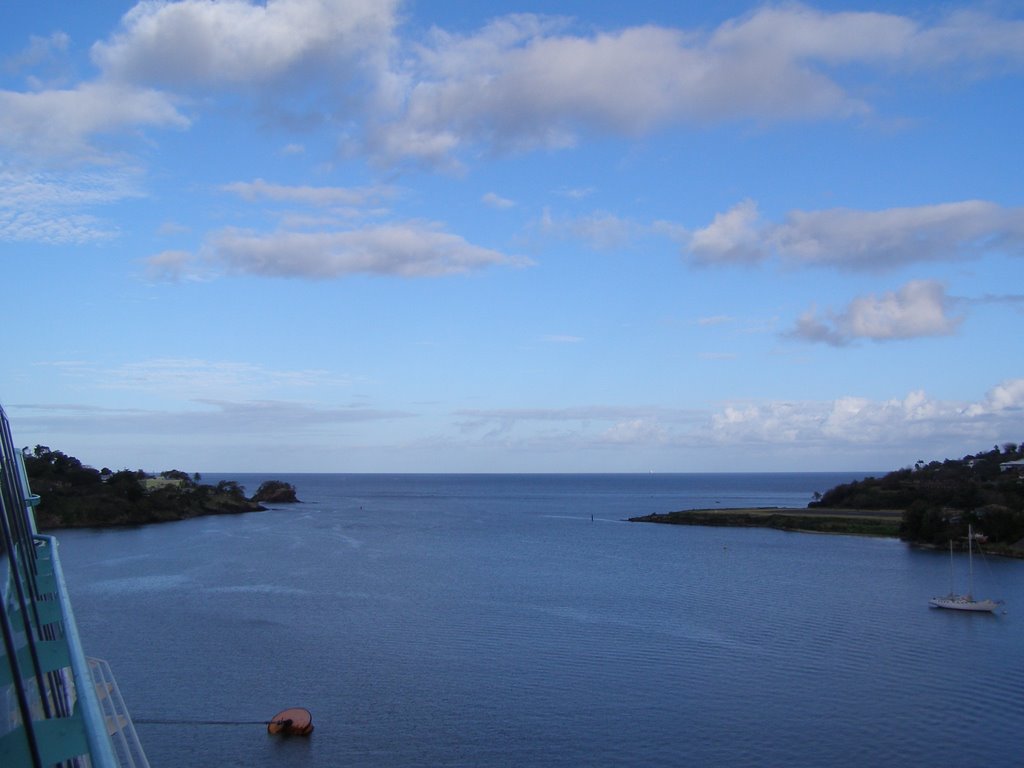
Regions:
[[368, 5, 1024, 166], [969, 293, 1024, 310], [144, 250, 198, 281], [157, 220, 191, 236], [788, 280, 962, 345], [482, 192, 515, 209], [370, 13, 863, 165], [3, 32, 71, 77], [0, 208, 114, 244], [139, 177, 530, 282], [771, 200, 1024, 269], [900, 9, 1024, 70], [221, 178, 395, 207], [454, 380, 1024, 459], [684, 200, 1024, 270], [540, 208, 640, 250], [708, 383, 1024, 453], [967, 379, 1024, 416], [0, 168, 144, 208], [709, 5, 916, 64], [789, 305, 848, 347], [208, 222, 528, 279], [6, 4, 1023, 175], [0, 168, 147, 243], [712, 401, 805, 443], [555, 186, 596, 200], [146, 181, 523, 282], [0, 82, 187, 164], [843, 281, 961, 339], [91, 0, 399, 89], [600, 418, 668, 445], [14, 380, 1024, 472], [14, 399, 410, 439], [687, 199, 766, 265], [455, 406, 703, 444], [0, 1, 399, 180]]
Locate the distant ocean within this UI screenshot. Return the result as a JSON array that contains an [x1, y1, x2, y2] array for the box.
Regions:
[[57, 473, 1024, 767]]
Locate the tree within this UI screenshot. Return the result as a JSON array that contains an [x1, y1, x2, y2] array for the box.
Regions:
[[108, 471, 144, 502], [215, 480, 247, 501]]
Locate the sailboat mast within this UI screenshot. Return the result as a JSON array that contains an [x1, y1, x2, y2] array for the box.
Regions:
[[948, 539, 955, 594], [967, 525, 975, 599]]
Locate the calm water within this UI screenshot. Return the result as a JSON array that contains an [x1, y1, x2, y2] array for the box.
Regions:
[[55, 474, 1024, 768]]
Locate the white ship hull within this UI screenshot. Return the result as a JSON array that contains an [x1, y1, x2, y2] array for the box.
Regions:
[[929, 595, 998, 612]]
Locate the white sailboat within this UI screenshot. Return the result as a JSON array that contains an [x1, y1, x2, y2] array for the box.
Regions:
[[929, 525, 999, 613]]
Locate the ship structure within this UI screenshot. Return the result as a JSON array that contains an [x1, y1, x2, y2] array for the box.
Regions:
[[0, 404, 149, 767]]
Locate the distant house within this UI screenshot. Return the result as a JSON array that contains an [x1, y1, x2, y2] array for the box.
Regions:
[[999, 458, 1024, 473]]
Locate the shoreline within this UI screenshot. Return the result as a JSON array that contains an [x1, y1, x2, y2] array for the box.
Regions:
[[628, 506, 903, 538], [629, 507, 1024, 558]]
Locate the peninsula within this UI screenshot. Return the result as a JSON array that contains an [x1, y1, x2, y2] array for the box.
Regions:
[[630, 507, 902, 537], [24, 445, 299, 530], [631, 444, 1024, 557]]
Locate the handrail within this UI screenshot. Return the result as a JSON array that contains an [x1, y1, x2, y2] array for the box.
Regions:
[[37, 534, 121, 767]]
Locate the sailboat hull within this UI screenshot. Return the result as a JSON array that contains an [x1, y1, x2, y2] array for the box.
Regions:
[[929, 595, 998, 612]]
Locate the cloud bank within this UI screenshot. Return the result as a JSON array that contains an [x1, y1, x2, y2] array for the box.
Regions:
[[456, 378, 1024, 459], [367, 5, 1024, 166], [5, 2, 1024, 172]]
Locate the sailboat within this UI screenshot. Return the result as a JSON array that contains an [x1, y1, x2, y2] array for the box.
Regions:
[[929, 525, 999, 612]]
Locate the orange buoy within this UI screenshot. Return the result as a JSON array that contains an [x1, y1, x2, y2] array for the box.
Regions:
[[267, 707, 314, 736]]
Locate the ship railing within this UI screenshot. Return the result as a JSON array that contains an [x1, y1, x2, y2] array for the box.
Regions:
[[1, 404, 150, 767]]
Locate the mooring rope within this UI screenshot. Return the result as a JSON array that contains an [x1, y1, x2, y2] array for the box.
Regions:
[[135, 707, 313, 735], [134, 718, 282, 726]]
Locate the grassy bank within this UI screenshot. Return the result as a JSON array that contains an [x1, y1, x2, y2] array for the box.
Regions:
[[629, 507, 903, 537]]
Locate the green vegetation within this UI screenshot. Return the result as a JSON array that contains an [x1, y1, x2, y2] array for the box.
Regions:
[[630, 445, 1024, 556], [23, 446, 298, 529], [809, 444, 1024, 553]]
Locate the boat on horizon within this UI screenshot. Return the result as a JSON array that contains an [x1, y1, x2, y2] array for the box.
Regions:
[[929, 525, 1001, 613]]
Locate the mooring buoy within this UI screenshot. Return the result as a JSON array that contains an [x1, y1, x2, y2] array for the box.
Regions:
[[267, 707, 314, 736]]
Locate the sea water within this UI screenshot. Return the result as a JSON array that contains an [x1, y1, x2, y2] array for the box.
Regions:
[[55, 473, 1024, 767]]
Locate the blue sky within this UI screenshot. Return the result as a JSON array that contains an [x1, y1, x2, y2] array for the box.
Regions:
[[2, 0, 1023, 473]]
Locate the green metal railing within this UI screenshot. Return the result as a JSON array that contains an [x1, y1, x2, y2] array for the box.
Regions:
[[1, 405, 149, 767]]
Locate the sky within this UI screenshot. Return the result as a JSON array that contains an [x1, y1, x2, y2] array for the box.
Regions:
[[2, 0, 1023, 474]]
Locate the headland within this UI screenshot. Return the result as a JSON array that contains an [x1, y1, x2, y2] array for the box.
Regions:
[[630, 444, 1024, 557], [24, 446, 299, 529], [629, 507, 902, 537]]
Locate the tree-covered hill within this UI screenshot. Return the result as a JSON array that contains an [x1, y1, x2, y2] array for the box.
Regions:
[[809, 444, 1024, 549], [23, 446, 298, 529]]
